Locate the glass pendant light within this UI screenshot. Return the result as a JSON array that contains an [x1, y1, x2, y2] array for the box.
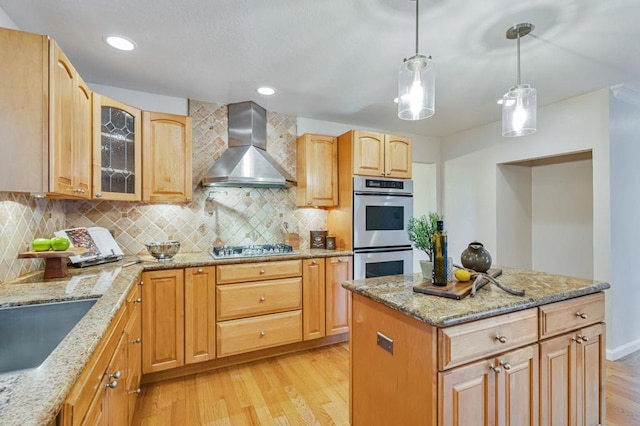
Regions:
[[502, 23, 536, 137], [398, 0, 435, 120]]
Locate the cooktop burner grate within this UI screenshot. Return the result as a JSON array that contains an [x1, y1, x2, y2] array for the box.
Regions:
[[209, 243, 296, 259]]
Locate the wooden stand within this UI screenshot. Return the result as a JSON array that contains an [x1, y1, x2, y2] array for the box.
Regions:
[[17, 250, 76, 279]]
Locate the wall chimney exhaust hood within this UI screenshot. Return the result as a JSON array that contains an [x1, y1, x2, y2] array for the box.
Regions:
[[200, 101, 296, 188]]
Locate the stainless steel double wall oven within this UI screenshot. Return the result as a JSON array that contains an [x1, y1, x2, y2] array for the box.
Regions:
[[352, 176, 413, 280]]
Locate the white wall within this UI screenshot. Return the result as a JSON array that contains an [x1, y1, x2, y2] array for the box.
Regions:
[[89, 83, 188, 115], [0, 6, 18, 29], [412, 163, 438, 272], [496, 165, 532, 269], [609, 84, 640, 359], [532, 160, 593, 279], [442, 89, 613, 353]]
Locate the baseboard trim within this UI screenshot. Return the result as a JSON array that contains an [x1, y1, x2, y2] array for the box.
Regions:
[[606, 337, 640, 361]]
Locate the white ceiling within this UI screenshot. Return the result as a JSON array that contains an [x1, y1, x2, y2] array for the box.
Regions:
[[2, 0, 639, 137]]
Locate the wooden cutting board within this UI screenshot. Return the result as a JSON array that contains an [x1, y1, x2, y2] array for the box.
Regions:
[[413, 268, 502, 300]]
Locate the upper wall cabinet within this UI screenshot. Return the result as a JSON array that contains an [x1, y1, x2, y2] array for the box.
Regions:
[[296, 133, 338, 208], [92, 94, 142, 201], [142, 112, 193, 203], [0, 27, 92, 198], [341, 130, 412, 179]]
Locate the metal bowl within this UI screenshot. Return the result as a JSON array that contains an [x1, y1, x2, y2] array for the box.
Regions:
[[145, 241, 181, 262]]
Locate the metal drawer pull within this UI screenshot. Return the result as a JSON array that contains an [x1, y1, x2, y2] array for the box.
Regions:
[[576, 312, 588, 319], [312, 260, 318, 265], [197, 268, 203, 273], [131, 338, 141, 344], [106, 380, 118, 389], [260, 331, 266, 337], [129, 388, 141, 394], [109, 370, 121, 379], [338, 258, 343, 262], [579, 335, 589, 342], [134, 298, 142, 303], [495, 335, 508, 344], [259, 296, 266, 302], [489, 363, 502, 373], [572, 336, 583, 344], [260, 269, 265, 274], [499, 360, 512, 371]]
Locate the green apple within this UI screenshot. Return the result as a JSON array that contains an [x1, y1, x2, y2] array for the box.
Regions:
[[32, 238, 51, 252], [51, 236, 71, 251]]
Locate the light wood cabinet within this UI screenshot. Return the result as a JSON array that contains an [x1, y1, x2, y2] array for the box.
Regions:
[[0, 27, 92, 197], [141, 269, 185, 373], [59, 281, 140, 426], [303, 258, 326, 340], [325, 256, 352, 336], [125, 285, 142, 424], [216, 260, 303, 357], [92, 94, 142, 201], [296, 133, 338, 207], [350, 291, 606, 426], [141, 267, 216, 374], [341, 130, 412, 179], [439, 344, 539, 426], [142, 111, 193, 203], [539, 321, 605, 426], [184, 266, 216, 364]]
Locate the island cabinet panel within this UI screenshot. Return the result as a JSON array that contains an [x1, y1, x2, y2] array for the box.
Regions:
[[539, 322, 605, 426], [216, 260, 302, 284], [142, 269, 185, 373], [350, 293, 438, 426], [538, 291, 604, 338]]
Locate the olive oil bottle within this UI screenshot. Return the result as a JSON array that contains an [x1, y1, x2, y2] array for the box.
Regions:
[[432, 220, 448, 286]]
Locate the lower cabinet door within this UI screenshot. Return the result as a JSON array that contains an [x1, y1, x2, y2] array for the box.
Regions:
[[540, 332, 577, 425], [496, 344, 539, 426]]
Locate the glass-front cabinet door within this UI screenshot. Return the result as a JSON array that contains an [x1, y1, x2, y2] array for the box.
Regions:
[[92, 94, 142, 200]]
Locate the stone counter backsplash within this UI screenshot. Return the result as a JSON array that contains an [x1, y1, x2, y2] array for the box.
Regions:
[[0, 100, 327, 284]]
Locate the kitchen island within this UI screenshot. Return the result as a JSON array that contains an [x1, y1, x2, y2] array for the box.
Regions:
[[0, 248, 351, 426], [342, 267, 610, 425]]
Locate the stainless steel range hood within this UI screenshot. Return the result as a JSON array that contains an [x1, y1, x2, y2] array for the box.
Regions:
[[200, 101, 296, 188]]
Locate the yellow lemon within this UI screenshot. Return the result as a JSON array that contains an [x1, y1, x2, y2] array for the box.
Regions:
[[455, 269, 471, 282]]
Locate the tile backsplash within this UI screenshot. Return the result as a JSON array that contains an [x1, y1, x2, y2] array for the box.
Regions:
[[0, 100, 327, 283]]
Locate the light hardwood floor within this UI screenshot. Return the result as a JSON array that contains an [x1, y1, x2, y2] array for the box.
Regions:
[[133, 344, 639, 425]]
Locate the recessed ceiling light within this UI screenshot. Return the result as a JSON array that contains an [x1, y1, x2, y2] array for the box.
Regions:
[[104, 35, 136, 51], [257, 87, 275, 96]]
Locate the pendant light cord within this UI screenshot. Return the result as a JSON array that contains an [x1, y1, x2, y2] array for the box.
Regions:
[[415, 0, 419, 55], [516, 29, 521, 86]]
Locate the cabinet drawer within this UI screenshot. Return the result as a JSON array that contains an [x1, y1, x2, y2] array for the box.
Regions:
[[217, 260, 302, 284], [217, 310, 302, 357], [217, 277, 302, 321], [539, 292, 604, 339], [438, 308, 538, 370]]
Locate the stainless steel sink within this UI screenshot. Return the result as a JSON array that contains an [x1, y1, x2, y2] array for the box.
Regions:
[[0, 298, 98, 375]]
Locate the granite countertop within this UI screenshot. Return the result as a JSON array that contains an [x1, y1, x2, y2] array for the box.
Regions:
[[342, 266, 610, 327], [0, 248, 352, 426]]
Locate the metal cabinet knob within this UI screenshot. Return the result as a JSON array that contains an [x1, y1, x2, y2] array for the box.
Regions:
[[260, 331, 266, 337], [129, 388, 141, 394], [337, 258, 344, 262], [109, 370, 121, 379], [576, 312, 588, 319], [488, 363, 502, 373], [139, 281, 144, 286], [312, 260, 318, 265], [571, 336, 583, 344], [499, 360, 512, 371], [259, 296, 266, 302], [307, 201, 312, 205], [134, 298, 142, 303], [106, 380, 118, 389], [260, 269, 265, 274], [197, 268, 204, 273], [579, 335, 589, 342], [131, 338, 141, 344], [96, 192, 103, 198], [495, 335, 508, 344]]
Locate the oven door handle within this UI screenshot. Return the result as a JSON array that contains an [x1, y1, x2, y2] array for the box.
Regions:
[[354, 246, 413, 254], [353, 192, 413, 197]]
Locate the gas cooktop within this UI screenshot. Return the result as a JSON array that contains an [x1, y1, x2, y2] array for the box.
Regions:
[[209, 243, 297, 259]]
